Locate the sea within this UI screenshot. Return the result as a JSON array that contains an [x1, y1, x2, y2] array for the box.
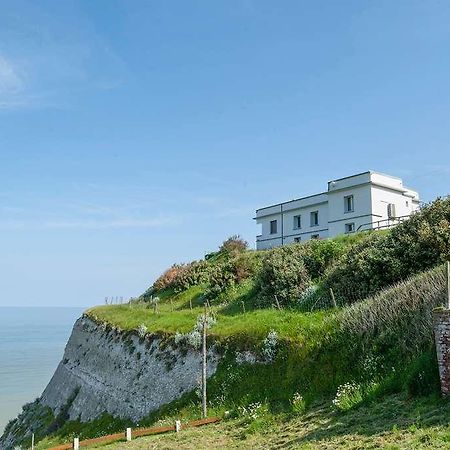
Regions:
[[0, 307, 85, 435]]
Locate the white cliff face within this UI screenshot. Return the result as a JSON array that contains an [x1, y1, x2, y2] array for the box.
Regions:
[[40, 316, 220, 422], [0, 315, 220, 449]]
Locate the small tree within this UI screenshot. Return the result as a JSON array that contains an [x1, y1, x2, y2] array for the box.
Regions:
[[219, 235, 248, 254], [197, 305, 216, 418]]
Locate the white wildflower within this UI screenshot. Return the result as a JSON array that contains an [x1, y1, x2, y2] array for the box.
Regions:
[[262, 330, 278, 362], [137, 324, 148, 338]]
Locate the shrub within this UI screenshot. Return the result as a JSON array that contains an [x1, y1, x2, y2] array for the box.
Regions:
[[256, 246, 311, 307], [220, 235, 248, 254], [204, 259, 238, 299], [171, 260, 210, 292], [405, 351, 441, 397], [205, 252, 262, 300], [301, 238, 351, 279], [153, 260, 210, 293], [324, 197, 450, 304], [322, 232, 393, 303], [153, 264, 183, 291]]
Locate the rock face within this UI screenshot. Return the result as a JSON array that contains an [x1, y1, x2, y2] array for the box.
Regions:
[[0, 316, 220, 449]]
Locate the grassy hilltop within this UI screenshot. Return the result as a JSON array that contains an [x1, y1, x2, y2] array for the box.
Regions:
[[10, 197, 450, 449]]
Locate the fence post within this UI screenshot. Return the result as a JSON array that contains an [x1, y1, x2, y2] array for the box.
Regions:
[[126, 427, 132, 441], [31, 433, 34, 450], [73, 437, 79, 450], [175, 420, 181, 432]]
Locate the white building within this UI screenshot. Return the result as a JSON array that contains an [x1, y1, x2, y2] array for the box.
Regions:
[[255, 171, 420, 250]]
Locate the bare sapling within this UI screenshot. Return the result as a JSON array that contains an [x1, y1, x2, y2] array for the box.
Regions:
[[202, 303, 207, 418]]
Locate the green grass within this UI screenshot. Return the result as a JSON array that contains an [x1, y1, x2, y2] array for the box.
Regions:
[[19, 254, 449, 450], [87, 283, 333, 346], [77, 393, 450, 449]]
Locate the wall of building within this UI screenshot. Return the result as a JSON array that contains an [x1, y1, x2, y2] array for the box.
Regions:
[[327, 184, 375, 236], [371, 185, 419, 225], [255, 172, 420, 250], [281, 202, 329, 244]]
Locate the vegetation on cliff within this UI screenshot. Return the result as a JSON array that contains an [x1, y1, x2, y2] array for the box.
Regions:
[[4, 196, 450, 449]]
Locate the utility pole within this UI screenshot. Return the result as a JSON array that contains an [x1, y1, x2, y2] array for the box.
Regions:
[[202, 303, 207, 419]]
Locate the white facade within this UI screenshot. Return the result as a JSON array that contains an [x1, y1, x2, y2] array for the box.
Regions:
[[255, 171, 420, 250]]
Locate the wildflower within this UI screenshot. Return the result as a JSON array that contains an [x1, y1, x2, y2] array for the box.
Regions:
[[136, 324, 148, 338], [262, 330, 278, 362]]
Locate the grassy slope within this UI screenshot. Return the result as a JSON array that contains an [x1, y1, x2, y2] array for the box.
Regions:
[[83, 393, 450, 449], [27, 229, 449, 449]]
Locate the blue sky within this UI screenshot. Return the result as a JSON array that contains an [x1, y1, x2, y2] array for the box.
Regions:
[[1, 1, 450, 307]]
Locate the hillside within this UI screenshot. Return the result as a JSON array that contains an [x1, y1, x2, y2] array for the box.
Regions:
[[2, 197, 450, 450]]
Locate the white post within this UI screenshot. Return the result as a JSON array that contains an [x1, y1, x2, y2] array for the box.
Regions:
[[31, 433, 35, 450], [73, 437, 79, 450], [126, 427, 132, 441], [175, 420, 181, 432]]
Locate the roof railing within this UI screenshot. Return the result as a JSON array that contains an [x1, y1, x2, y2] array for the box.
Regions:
[[356, 214, 412, 232]]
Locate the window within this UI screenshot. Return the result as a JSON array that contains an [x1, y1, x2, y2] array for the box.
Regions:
[[345, 223, 355, 233], [311, 234, 320, 240], [387, 203, 396, 219], [310, 211, 319, 226], [344, 195, 354, 213], [270, 220, 278, 234], [294, 237, 301, 243], [293, 215, 301, 229]]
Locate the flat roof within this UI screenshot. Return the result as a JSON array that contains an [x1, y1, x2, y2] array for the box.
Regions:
[[255, 191, 327, 213], [327, 170, 402, 184], [256, 171, 371, 213], [256, 170, 413, 215]]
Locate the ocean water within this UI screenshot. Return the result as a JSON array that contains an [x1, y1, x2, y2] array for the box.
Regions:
[[0, 307, 84, 435]]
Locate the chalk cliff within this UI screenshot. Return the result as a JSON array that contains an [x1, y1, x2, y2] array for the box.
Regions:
[[0, 315, 220, 449]]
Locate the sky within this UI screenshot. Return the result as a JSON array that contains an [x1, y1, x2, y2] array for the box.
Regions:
[[1, 0, 450, 307]]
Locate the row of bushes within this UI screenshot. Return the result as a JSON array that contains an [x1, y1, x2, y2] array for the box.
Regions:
[[256, 237, 361, 307], [149, 236, 259, 298], [256, 196, 450, 308], [324, 197, 450, 304], [150, 234, 360, 307], [149, 197, 450, 309]]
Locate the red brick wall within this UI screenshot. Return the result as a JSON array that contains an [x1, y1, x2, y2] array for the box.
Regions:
[[433, 309, 450, 396]]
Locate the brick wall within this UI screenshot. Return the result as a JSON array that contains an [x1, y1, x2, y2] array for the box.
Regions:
[[433, 309, 450, 396]]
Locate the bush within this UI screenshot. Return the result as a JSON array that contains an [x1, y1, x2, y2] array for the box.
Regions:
[[153, 264, 183, 291], [153, 260, 210, 293], [301, 238, 351, 279], [257, 246, 311, 307], [323, 197, 450, 304], [205, 252, 262, 300], [405, 351, 441, 397], [220, 235, 248, 254]]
